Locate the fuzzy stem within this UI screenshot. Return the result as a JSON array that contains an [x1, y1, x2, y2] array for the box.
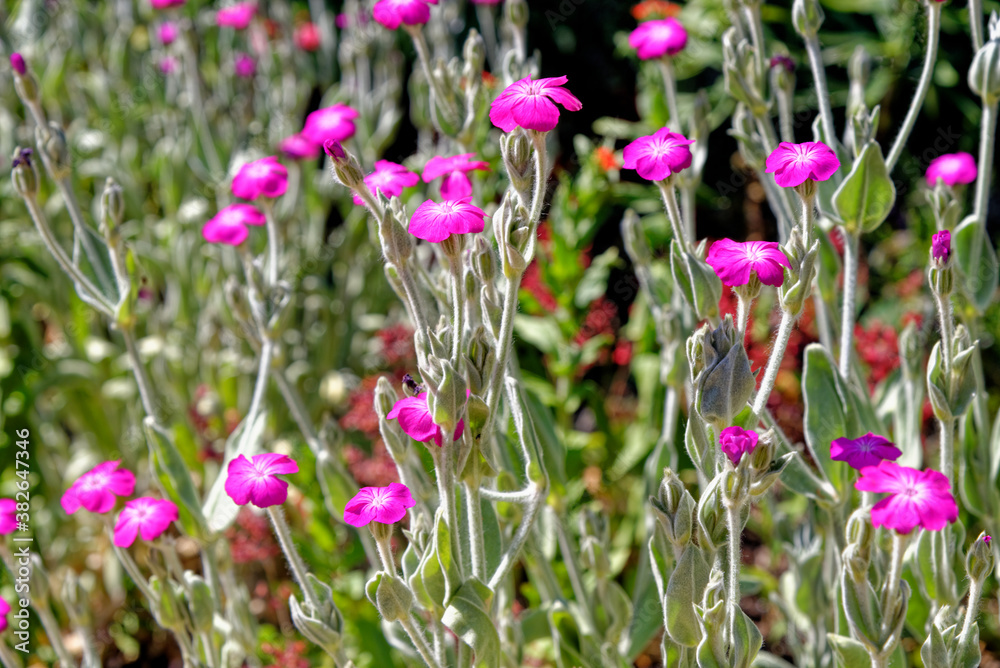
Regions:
[[373, 532, 396, 573], [488, 484, 545, 590], [262, 199, 280, 287], [726, 501, 744, 648], [736, 290, 753, 340], [838, 228, 859, 380], [970, 0, 984, 52], [266, 506, 323, 612], [657, 58, 682, 127], [657, 179, 688, 250], [465, 481, 486, 580], [938, 417, 955, 487], [881, 532, 910, 634], [0, 641, 22, 668], [803, 34, 837, 146], [400, 617, 442, 668], [776, 80, 796, 144], [406, 25, 459, 128], [752, 309, 796, 418], [958, 576, 984, 647], [434, 445, 464, 579], [886, 2, 941, 172], [974, 101, 998, 225], [449, 254, 465, 363], [743, 4, 767, 85]]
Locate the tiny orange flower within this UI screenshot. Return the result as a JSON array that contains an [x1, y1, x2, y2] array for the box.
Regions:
[[631, 0, 681, 21], [595, 146, 618, 171]]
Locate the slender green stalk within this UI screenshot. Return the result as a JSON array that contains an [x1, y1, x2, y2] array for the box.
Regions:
[[803, 35, 837, 146], [465, 481, 486, 580], [736, 291, 753, 340], [974, 101, 998, 225], [881, 532, 910, 635], [743, 3, 767, 86], [405, 25, 459, 128], [434, 445, 464, 578], [752, 309, 795, 418], [121, 326, 160, 421], [886, 2, 941, 172], [958, 576, 984, 647], [181, 32, 224, 178], [970, 0, 984, 51], [200, 632, 218, 668], [838, 228, 859, 380], [373, 532, 396, 573], [657, 179, 688, 250], [938, 417, 955, 487], [266, 506, 323, 612], [725, 501, 743, 649], [262, 199, 280, 287], [400, 617, 442, 668], [488, 483, 545, 590], [112, 542, 159, 604], [657, 58, 681, 127], [776, 79, 796, 144], [55, 179, 117, 297], [449, 255, 465, 363]]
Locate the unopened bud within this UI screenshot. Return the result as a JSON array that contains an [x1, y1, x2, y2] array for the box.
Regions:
[[184, 572, 215, 633], [10, 53, 26, 75], [325, 140, 366, 189], [970, 13, 1000, 104], [792, 0, 825, 37], [11, 147, 36, 197], [101, 177, 125, 239], [39, 123, 71, 179], [967, 533, 995, 582], [367, 573, 413, 623]]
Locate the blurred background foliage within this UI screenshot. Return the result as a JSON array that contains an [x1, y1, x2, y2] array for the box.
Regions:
[[0, 0, 998, 665]]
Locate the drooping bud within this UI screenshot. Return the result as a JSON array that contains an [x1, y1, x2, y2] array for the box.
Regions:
[[324, 139, 365, 189]]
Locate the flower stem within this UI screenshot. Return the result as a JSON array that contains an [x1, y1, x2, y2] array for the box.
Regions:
[[938, 417, 955, 487], [725, 501, 743, 649], [373, 531, 397, 573], [958, 575, 984, 648], [464, 481, 486, 580], [406, 25, 459, 129], [657, 179, 688, 250], [743, 3, 767, 86], [400, 617, 442, 668], [886, 2, 941, 172], [266, 506, 323, 612], [974, 100, 998, 226], [752, 309, 795, 418], [657, 58, 681, 127], [449, 254, 465, 364], [881, 531, 910, 635], [435, 445, 464, 579], [803, 34, 837, 146], [970, 0, 984, 52], [838, 227, 859, 380], [262, 199, 280, 287], [735, 290, 753, 340]]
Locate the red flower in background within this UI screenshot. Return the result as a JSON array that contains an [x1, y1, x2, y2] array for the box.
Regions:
[[854, 320, 900, 390], [262, 640, 310, 668], [631, 0, 681, 20], [595, 146, 618, 171], [227, 508, 281, 564]]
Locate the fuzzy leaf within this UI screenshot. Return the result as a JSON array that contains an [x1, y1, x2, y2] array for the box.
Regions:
[[442, 578, 500, 668], [953, 215, 999, 312], [832, 141, 896, 234], [665, 545, 710, 647]]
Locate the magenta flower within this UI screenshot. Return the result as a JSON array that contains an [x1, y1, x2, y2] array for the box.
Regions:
[[159, 57, 178, 75], [705, 238, 791, 287], [372, 0, 437, 29], [986, 535, 993, 545], [10, 53, 25, 75], [925, 152, 977, 187], [408, 199, 488, 243], [113, 497, 179, 547], [770, 55, 795, 72], [628, 18, 687, 60], [217, 3, 256, 29], [343, 483, 416, 527], [0, 499, 15, 535], [279, 133, 320, 161], [931, 230, 951, 264], [622, 127, 694, 181], [830, 432, 902, 471], [765, 141, 841, 188], [234, 53, 256, 78], [157, 21, 178, 45], [489, 75, 582, 132], [324, 139, 347, 161], [0, 597, 9, 633], [61, 460, 136, 515], [232, 156, 288, 200], [720, 426, 758, 466], [387, 392, 465, 446], [422, 153, 490, 201], [855, 461, 958, 534], [202, 204, 266, 246], [225, 453, 300, 508], [354, 160, 420, 205], [151, 0, 186, 8], [302, 104, 359, 145]]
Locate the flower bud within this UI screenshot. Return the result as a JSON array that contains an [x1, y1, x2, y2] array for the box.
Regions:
[[770, 54, 796, 99], [150, 576, 187, 632], [184, 572, 215, 633], [325, 140, 366, 189], [506, 0, 528, 30], [473, 236, 497, 285], [695, 316, 755, 428], [39, 123, 71, 179], [101, 177, 125, 240], [429, 359, 466, 436], [729, 104, 768, 169], [792, 0, 825, 37], [367, 572, 414, 623], [467, 326, 494, 396], [463, 29, 486, 78], [11, 147, 37, 197], [967, 533, 995, 582], [670, 239, 722, 321], [10, 53, 26, 76], [697, 480, 728, 552], [970, 13, 1000, 105], [10, 53, 38, 103], [651, 471, 696, 548], [749, 429, 776, 474], [501, 130, 533, 194]]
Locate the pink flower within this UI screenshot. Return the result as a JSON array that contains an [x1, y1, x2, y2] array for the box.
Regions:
[[0, 597, 9, 633], [855, 461, 958, 534], [232, 156, 288, 200], [830, 432, 902, 471], [113, 497, 179, 547], [770, 55, 795, 72], [408, 199, 488, 243], [61, 460, 136, 515], [720, 425, 758, 466], [0, 499, 16, 535], [372, 0, 437, 29], [9, 53, 25, 75], [302, 104, 359, 145], [202, 204, 266, 246], [279, 133, 320, 161], [324, 139, 347, 161], [294, 22, 321, 51], [354, 160, 420, 205], [931, 230, 951, 264], [386, 392, 464, 446], [159, 57, 178, 75], [926, 152, 977, 187], [705, 238, 791, 287], [765, 141, 841, 188], [629, 18, 687, 60], [622, 127, 694, 181], [151, 0, 186, 8], [422, 153, 490, 201], [985, 535, 993, 545], [343, 483, 416, 527], [489, 75, 582, 132], [224, 453, 300, 508], [234, 53, 256, 78], [157, 21, 178, 45], [217, 3, 256, 29]]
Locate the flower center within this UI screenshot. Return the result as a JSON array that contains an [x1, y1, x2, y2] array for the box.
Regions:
[[82, 473, 109, 490]]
